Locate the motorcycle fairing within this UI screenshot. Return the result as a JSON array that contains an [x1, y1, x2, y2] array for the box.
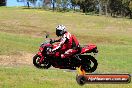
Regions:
[[81, 44, 97, 54]]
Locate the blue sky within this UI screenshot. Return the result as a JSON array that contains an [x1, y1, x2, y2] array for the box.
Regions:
[[6, 0, 74, 8], [6, 0, 26, 6], [6, 0, 43, 7]]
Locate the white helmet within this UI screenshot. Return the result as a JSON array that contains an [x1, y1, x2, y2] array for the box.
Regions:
[[56, 25, 67, 36]]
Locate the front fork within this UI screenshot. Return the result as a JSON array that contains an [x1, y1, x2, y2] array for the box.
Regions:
[[37, 52, 44, 64]]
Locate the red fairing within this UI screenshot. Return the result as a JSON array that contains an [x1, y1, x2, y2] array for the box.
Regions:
[[88, 44, 97, 50], [37, 43, 52, 63], [81, 44, 97, 54], [38, 52, 42, 56], [53, 44, 59, 49], [55, 52, 60, 57], [37, 51, 44, 64]]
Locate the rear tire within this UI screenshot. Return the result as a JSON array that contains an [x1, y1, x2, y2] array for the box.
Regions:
[[33, 54, 51, 69], [81, 55, 98, 73]]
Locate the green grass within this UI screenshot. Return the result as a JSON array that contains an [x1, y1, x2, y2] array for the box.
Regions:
[[0, 32, 42, 55], [98, 44, 132, 73], [0, 7, 132, 88], [0, 66, 131, 88]]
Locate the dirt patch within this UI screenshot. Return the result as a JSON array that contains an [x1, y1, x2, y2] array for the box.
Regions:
[[0, 52, 34, 66]]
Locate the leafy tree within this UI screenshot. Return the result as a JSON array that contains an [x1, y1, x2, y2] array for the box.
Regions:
[[0, 0, 6, 6], [71, 0, 80, 11], [97, 0, 109, 15], [56, 0, 61, 11], [61, 0, 68, 11], [108, 0, 132, 18], [77, 0, 98, 13], [122, 0, 132, 18], [56, 0, 69, 12], [27, 0, 37, 7]]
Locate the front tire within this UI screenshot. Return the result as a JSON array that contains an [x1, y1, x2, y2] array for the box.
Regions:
[[33, 54, 51, 69]]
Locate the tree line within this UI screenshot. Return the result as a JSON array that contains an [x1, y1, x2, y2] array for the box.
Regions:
[[0, 0, 6, 6], [23, 0, 132, 18]]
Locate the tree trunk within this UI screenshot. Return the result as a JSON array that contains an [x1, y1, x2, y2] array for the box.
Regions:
[[52, 0, 55, 11], [98, 1, 103, 15], [105, 4, 108, 16], [27, 2, 30, 8]]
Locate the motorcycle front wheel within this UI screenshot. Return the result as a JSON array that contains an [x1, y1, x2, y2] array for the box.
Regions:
[[33, 54, 51, 69]]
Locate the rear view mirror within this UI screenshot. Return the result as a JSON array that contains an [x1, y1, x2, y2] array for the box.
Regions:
[[45, 32, 50, 38]]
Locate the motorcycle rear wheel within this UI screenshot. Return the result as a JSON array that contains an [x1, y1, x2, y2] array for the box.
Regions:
[[81, 55, 98, 73], [33, 54, 51, 69]]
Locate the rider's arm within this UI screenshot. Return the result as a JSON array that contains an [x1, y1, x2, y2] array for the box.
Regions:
[[52, 36, 67, 52], [54, 38, 61, 42]]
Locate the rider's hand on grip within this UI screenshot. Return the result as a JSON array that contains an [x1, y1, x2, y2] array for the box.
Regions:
[[47, 48, 52, 54], [47, 48, 55, 55], [50, 39, 55, 44]]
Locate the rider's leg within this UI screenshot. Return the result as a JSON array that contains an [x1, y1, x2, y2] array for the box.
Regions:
[[61, 49, 78, 59]]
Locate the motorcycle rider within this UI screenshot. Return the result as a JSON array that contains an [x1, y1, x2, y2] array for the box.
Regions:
[[51, 25, 80, 59]]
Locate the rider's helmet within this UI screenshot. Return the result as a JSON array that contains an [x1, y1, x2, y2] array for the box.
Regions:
[[56, 25, 67, 37]]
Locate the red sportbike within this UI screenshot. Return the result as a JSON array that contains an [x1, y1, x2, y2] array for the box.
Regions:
[[33, 34, 98, 73]]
